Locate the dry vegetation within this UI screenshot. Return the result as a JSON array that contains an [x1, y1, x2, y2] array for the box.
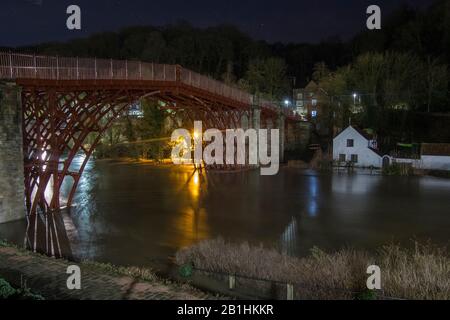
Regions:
[[175, 238, 450, 300]]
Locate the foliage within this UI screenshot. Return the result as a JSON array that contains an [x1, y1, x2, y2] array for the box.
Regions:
[[179, 264, 194, 278], [82, 261, 158, 282], [0, 278, 16, 299], [135, 99, 167, 140], [382, 162, 413, 176], [96, 99, 170, 160], [17, 0, 450, 147], [355, 289, 378, 300], [314, 51, 448, 143], [0, 278, 44, 300], [244, 57, 290, 100], [176, 238, 450, 300], [20, 1, 450, 91]]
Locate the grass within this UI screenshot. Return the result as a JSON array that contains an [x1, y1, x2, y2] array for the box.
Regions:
[[382, 162, 414, 176], [175, 238, 450, 300], [81, 261, 158, 282]]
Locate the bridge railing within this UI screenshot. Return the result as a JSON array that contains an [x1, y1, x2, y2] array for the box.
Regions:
[[0, 52, 179, 81], [179, 68, 252, 104], [0, 52, 251, 103], [0, 52, 300, 119]]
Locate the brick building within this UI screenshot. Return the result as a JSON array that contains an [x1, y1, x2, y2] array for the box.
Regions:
[[293, 81, 330, 135]]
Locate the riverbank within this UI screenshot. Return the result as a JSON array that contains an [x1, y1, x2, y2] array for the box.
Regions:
[[0, 243, 213, 300], [175, 238, 450, 300]]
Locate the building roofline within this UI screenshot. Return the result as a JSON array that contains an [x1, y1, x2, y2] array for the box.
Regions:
[[333, 125, 370, 141]]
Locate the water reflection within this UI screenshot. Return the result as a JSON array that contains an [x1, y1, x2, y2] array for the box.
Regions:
[[1, 158, 450, 270], [280, 217, 298, 255], [170, 169, 210, 248], [307, 175, 318, 217]]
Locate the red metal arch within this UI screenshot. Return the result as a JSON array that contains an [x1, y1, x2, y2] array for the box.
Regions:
[[0, 52, 305, 256], [20, 84, 255, 220]]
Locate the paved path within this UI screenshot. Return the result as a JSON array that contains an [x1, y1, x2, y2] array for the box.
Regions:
[[0, 246, 210, 300]]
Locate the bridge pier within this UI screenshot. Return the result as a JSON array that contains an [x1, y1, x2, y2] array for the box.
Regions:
[[0, 83, 25, 223]]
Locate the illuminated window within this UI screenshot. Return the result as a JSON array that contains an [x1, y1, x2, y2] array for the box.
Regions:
[[296, 100, 303, 107], [311, 110, 317, 117], [312, 99, 317, 106], [297, 93, 303, 99]]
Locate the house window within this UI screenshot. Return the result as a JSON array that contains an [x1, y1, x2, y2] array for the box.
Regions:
[[351, 154, 358, 163], [347, 139, 354, 147], [296, 100, 303, 107], [312, 99, 317, 106], [339, 154, 346, 162], [297, 93, 303, 99], [311, 110, 317, 118]]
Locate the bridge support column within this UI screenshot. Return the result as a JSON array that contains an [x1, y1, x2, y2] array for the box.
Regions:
[[0, 83, 25, 224]]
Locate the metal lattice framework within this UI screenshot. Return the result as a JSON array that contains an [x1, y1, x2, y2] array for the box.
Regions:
[[1, 52, 301, 220]]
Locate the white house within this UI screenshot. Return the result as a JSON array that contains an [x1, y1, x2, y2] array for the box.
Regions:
[[390, 143, 450, 171], [333, 126, 384, 168], [417, 143, 450, 171]]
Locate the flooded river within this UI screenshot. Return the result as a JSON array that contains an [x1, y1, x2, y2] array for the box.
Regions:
[[1, 158, 449, 271]]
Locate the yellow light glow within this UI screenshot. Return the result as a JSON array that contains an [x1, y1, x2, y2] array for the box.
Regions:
[[169, 169, 210, 249], [193, 173, 199, 186], [189, 171, 200, 199]]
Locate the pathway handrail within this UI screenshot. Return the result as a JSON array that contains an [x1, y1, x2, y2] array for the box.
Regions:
[[190, 265, 405, 300]]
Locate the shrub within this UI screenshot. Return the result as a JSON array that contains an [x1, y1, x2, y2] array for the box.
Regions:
[[383, 162, 413, 176], [176, 238, 449, 300], [0, 278, 16, 299]]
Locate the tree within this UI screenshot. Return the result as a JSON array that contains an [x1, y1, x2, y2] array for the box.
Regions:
[[135, 99, 166, 140], [140, 31, 168, 63], [312, 62, 331, 82], [244, 57, 290, 101], [422, 57, 449, 112]]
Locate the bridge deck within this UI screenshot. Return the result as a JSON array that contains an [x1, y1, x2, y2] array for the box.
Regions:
[[0, 52, 300, 120]]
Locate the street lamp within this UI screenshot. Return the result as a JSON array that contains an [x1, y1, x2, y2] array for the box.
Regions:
[[284, 99, 290, 107], [352, 93, 357, 105]]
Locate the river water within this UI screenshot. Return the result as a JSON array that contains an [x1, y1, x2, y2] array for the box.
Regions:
[[1, 158, 449, 270]]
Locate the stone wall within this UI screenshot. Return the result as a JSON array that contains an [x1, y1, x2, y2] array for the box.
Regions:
[[0, 82, 25, 223]]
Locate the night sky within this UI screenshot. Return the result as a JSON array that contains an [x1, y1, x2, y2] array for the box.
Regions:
[[0, 0, 432, 47]]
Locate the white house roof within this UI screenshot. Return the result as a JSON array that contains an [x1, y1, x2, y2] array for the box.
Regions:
[[333, 125, 372, 141]]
